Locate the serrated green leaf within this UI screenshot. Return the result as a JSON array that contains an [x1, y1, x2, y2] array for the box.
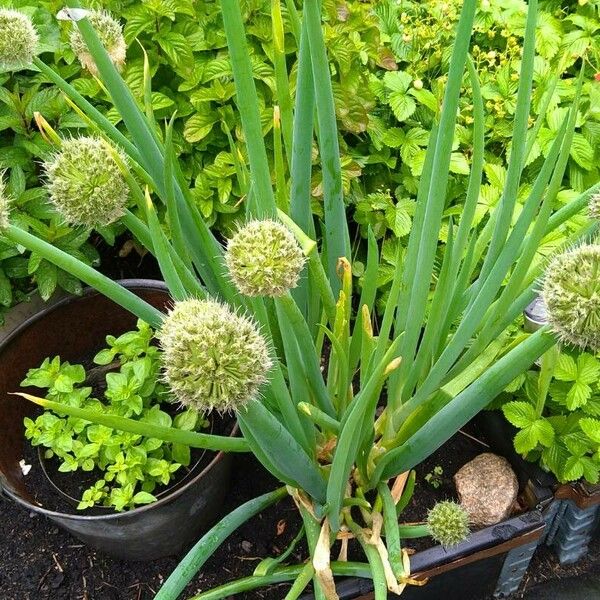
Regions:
[[389, 92, 416, 122], [566, 381, 592, 411], [580, 418, 600, 444], [514, 418, 555, 454], [554, 353, 577, 381], [502, 401, 537, 428], [183, 113, 218, 143]]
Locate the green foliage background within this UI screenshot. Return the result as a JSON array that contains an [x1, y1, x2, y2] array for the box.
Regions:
[[0, 0, 599, 314]]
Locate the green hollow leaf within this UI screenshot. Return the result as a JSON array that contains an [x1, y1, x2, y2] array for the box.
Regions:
[[304, 0, 350, 293], [155, 487, 287, 600], [15, 393, 248, 453], [220, 0, 276, 218], [376, 328, 556, 484], [238, 399, 327, 504], [6, 226, 164, 328]]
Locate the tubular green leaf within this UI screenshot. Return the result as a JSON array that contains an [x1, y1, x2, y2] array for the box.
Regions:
[[17, 394, 248, 453], [304, 0, 350, 292], [375, 327, 556, 483], [5, 226, 164, 328], [220, 0, 276, 217], [478, 0, 538, 282], [155, 488, 287, 600]]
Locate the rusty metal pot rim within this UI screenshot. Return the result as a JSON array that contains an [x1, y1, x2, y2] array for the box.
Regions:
[[1, 279, 239, 522]]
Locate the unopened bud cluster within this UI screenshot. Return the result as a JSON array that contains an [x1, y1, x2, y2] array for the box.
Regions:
[[426, 500, 470, 547]]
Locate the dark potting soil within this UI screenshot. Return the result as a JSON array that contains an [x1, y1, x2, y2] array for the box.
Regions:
[[1, 426, 542, 600], [0, 452, 302, 600], [94, 233, 163, 282]]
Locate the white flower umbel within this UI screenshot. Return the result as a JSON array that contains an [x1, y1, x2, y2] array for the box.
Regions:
[[589, 193, 600, 221], [158, 299, 272, 413], [542, 243, 600, 351], [0, 9, 39, 71], [44, 137, 129, 229], [70, 10, 126, 75], [225, 220, 306, 297], [0, 174, 11, 232]]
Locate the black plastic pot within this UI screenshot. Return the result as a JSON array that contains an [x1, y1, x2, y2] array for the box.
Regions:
[[0, 280, 236, 561], [300, 512, 544, 600], [299, 413, 552, 600]]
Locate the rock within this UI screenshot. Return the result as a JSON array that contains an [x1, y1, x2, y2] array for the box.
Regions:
[[453, 453, 518, 527]]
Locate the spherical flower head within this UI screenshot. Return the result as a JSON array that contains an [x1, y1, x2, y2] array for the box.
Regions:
[[0, 9, 39, 71], [70, 10, 126, 75], [542, 244, 600, 351], [225, 220, 306, 297], [44, 136, 129, 229], [589, 193, 600, 221], [157, 299, 273, 413], [0, 174, 11, 232], [426, 501, 470, 547]]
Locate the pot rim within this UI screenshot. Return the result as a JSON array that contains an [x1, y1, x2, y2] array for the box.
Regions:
[[1, 278, 239, 522]]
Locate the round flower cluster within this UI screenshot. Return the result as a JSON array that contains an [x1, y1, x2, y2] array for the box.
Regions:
[[0, 9, 39, 71], [225, 220, 306, 297], [70, 10, 126, 75], [426, 500, 470, 547], [157, 299, 272, 413], [44, 137, 129, 229], [542, 244, 600, 351]]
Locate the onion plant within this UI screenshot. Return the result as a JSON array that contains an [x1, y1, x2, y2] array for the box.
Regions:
[[4, 1, 600, 598]]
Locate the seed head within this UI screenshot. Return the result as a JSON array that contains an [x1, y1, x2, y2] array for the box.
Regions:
[[0, 173, 11, 232], [44, 137, 129, 228], [157, 299, 272, 413], [0, 9, 39, 70], [70, 10, 126, 75], [225, 220, 306, 297], [542, 244, 600, 351], [426, 500, 470, 547]]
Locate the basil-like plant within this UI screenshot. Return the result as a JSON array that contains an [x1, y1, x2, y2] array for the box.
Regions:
[[3, 1, 600, 598], [23, 320, 207, 511]]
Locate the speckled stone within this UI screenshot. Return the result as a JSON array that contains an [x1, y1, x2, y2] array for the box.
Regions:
[[454, 453, 518, 527]]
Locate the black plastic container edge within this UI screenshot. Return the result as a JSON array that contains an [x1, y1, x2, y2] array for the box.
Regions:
[[0, 280, 237, 561]]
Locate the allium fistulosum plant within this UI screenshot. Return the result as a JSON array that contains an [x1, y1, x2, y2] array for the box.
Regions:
[[4, 1, 600, 598]]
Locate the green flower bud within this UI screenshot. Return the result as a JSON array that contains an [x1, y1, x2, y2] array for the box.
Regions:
[[0, 173, 12, 232], [157, 299, 272, 413], [70, 10, 126, 75], [0, 9, 39, 71], [225, 220, 306, 297], [542, 244, 600, 350], [44, 136, 129, 228], [426, 500, 470, 547]]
